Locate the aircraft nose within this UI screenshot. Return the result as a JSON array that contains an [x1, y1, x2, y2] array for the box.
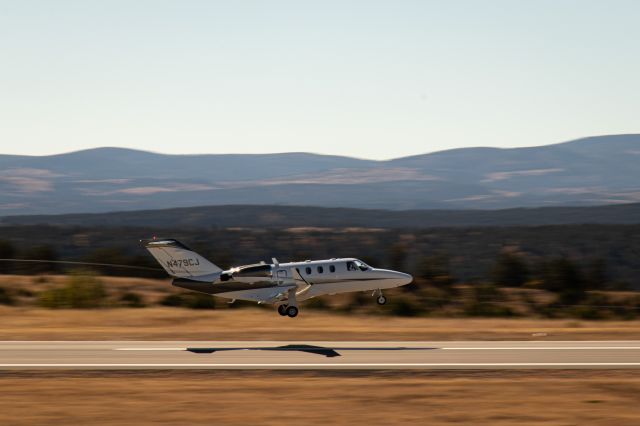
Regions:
[[373, 269, 414, 287], [397, 272, 413, 286]]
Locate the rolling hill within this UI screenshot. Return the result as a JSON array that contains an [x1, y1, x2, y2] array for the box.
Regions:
[[1, 134, 639, 215]]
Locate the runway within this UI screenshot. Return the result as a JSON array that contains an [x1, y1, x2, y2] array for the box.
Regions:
[[0, 340, 639, 369]]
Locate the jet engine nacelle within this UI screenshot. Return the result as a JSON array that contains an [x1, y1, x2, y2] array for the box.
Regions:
[[221, 263, 273, 283]]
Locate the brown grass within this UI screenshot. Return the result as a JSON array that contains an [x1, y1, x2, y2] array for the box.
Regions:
[[0, 370, 639, 425], [0, 274, 639, 341], [0, 274, 174, 305], [0, 306, 639, 341]]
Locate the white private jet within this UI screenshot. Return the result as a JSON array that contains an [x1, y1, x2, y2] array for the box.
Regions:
[[143, 238, 413, 317]]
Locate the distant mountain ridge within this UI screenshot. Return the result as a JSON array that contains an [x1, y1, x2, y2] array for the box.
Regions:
[[3, 203, 640, 229], [1, 134, 639, 215]]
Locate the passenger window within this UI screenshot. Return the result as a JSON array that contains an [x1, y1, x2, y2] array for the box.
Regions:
[[329, 265, 335, 273], [305, 267, 312, 274], [317, 266, 323, 274], [346, 261, 357, 271]]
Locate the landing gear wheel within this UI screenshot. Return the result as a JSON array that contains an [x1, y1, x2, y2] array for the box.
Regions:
[[286, 306, 299, 318], [377, 295, 387, 305], [278, 305, 288, 316]]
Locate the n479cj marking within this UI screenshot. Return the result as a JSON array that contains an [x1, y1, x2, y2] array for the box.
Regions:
[[166, 258, 200, 268]]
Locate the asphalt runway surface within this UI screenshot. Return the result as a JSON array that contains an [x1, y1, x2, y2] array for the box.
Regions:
[[1, 341, 640, 369]]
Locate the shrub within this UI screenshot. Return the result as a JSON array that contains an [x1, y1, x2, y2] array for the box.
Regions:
[[416, 254, 455, 289], [0, 287, 15, 305], [186, 293, 216, 309], [160, 294, 185, 307], [491, 252, 529, 287], [119, 292, 145, 308], [389, 296, 423, 317], [159, 292, 215, 309], [570, 306, 605, 320], [38, 271, 106, 309], [16, 288, 34, 297], [305, 297, 330, 310], [463, 283, 516, 317], [463, 301, 517, 317], [539, 257, 586, 304]]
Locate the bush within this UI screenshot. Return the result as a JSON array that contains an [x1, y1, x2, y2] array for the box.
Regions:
[[159, 292, 215, 309], [16, 288, 34, 297], [564, 304, 606, 320], [32, 276, 49, 285], [38, 271, 106, 308], [119, 292, 145, 308], [463, 301, 517, 317], [463, 283, 516, 317], [470, 282, 504, 302], [186, 293, 216, 309], [389, 296, 423, 317], [160, 294, 185, 307], [491, 252, 529, 287], [305, 297, 330, 310], [417, 286, 451, 310], [416, 254, 455, 289], [539, 257, 586, 304], [0, 287, 15, 305]]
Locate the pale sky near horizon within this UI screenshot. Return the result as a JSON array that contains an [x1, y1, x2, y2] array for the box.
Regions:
[[0, 0, 638, 160]]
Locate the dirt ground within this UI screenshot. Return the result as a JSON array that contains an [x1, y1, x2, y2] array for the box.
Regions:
[[0, 370, 638, 425]]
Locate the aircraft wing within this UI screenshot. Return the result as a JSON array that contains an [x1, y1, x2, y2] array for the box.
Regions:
[[292, 267, 311, 286], [261, 285, 298, 304]]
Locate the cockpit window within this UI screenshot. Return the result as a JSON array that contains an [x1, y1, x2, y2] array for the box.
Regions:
[[347, 261, 369, 271], [354, 260, 369, 271]]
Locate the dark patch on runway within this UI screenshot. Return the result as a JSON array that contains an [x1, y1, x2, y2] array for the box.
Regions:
[[186, 344, 437, 358]]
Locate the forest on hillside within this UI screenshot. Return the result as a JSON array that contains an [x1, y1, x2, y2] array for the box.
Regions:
[[1, 223, 639, 318], [0, 223, 638, 288]]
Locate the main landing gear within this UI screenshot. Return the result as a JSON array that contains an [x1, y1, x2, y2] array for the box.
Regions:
[[374, 289, 387, 305], [277, 304, 299, 318]]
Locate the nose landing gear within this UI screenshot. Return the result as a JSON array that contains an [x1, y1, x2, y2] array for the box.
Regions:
[[374, 289, 387, 305]]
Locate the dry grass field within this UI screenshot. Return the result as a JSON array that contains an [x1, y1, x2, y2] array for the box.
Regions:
[[0, 274, 639, 340], [1, 306, 640, 341], [0, 370, 639, 425]]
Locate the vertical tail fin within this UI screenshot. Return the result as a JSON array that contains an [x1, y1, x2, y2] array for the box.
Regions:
[[142, 239, 222, 280]]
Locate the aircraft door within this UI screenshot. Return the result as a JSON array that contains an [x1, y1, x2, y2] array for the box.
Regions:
[[276, 269, 290, 285]]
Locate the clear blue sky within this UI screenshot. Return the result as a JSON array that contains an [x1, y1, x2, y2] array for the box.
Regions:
[[0, 0, 638, 159]]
